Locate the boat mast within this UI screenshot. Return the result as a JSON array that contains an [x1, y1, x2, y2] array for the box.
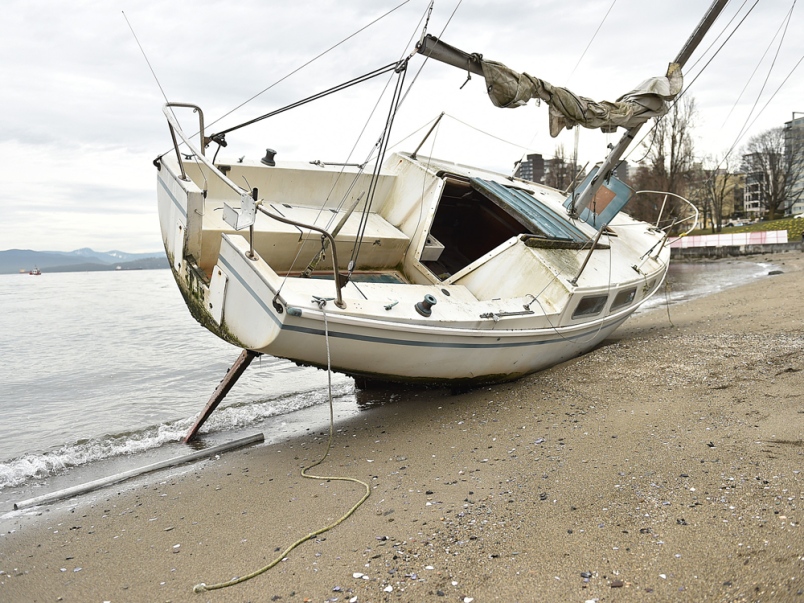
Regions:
[[569, 0, 729, 217], [674, 0, 731, 68]]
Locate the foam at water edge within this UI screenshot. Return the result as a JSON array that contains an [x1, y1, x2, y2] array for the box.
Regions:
[[0, 381, 354, 489]]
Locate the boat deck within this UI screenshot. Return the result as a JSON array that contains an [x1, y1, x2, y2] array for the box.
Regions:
[[198, 199, 411, 277]]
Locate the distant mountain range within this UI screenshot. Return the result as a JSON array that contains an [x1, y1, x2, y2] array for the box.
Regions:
[[0, 248, 168, 274]]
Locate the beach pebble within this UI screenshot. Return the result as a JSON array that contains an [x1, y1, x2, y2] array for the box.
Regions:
[[610, 579, 624, 587], [383, 585, 393, 592]]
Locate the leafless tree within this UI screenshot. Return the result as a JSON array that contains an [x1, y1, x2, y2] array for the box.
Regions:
[[694, 154, 740, 232], [741, 126, 804, 220], [544, 144, 582, 190], [626, 97, 697, 228]]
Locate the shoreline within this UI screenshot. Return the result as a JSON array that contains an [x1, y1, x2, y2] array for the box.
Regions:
[[0, 256, 775, 502], [2, 251, 802, 602]]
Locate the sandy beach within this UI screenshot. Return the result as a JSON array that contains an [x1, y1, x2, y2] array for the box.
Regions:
[[2, 252, 802, 603]]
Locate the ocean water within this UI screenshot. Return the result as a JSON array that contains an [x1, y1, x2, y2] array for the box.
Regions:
[[0, 259, 775, 515], [0, 270, 357, 509], [637, 258, 776, 312]]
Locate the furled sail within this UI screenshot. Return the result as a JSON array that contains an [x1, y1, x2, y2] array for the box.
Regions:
[[482, 60, 682, 137], [418, 35, 683, 137]]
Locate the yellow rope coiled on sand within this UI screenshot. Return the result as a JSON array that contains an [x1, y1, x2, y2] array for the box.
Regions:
[[194, 301, 371, 593]]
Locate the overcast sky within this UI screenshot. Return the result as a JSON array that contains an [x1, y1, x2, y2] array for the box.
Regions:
[[1, 0, 801, 253]]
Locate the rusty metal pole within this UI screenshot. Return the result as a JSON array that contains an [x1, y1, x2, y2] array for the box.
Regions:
[[183, 349, 259, 443]]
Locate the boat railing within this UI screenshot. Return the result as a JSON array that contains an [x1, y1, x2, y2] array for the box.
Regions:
[[571, 189, 698, 283], [630, 190, 699, 272], [161, 103, 246, 193], [160, 103, 346, 308], [634, 190, 699, 236]]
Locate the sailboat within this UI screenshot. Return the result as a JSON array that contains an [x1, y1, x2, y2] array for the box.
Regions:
[[155, 2, 725, 400]]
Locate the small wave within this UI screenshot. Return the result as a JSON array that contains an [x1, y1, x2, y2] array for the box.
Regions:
[[0, 421, 190, 489], [196, 380, 354, 434], [0, 383, 354, 490]]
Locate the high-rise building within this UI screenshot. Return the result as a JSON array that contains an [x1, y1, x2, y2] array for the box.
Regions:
[[513, 153, 545, 183], [741, 154, 765, 219], [784, 112, 804, 216]]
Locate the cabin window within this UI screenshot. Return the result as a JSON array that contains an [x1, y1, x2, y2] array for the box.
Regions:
[[611, 287, 637, 310], [572, 294, 608, 318]]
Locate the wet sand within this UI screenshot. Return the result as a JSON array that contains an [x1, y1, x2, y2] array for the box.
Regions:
[[2, 252, 802, 603]]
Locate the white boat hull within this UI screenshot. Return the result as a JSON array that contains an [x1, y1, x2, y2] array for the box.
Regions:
[[157, 145, 672, 386]]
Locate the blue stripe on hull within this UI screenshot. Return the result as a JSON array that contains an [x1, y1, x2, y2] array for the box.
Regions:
[[218, 250, 629, 352]]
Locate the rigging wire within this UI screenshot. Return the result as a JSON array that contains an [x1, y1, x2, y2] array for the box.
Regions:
[[274, 1, 436, 295], [441, 114, 535, 151], [622, 0, 758, 163], [716, 0, 796, 166], [386, 115, 443, 152], [718, 1, 782, 127], [681, 0, 799, 198], [316, 0, 437, 231], [339, 0, 466, 271], [254, 54, 405, 291], [732, 52, 804, 144], [397, 0, 464, 108], [686, 0, 750, 74], [567, 0, 619, 84], [349, 64, 409, 269], [276, 56, 411, 290], [204, 0, 412, 134], [280, 0, 464, 274], [123, 12, 170, 106], [211, 62, 403, 138]]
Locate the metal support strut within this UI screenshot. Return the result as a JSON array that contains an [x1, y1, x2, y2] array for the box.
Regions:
[[183, 349, 260, 443]]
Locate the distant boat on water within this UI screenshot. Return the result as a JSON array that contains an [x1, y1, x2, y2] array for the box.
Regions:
[[29, 266, 41, 276]]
